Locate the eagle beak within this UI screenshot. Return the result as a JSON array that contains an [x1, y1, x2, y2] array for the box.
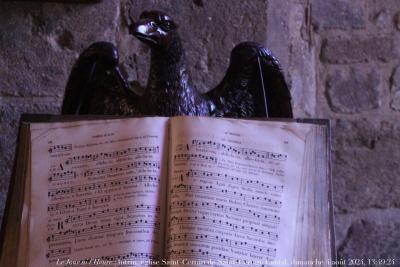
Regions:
[[130, 20, 158, 45]]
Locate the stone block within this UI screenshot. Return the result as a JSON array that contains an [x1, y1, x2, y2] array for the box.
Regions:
[[338, 219, 400, 261], [391, 91, 400, 111], [321, 36, 398, 64], [390, 65, 400, 111], [395, 12, 400, 31], [0, 1, 119, 98], [0, 99, 61, 128], [325, 67, 381, 113], [287, 3, 316, 117], [311, 0, 366, 30], [332, 119, 400, 212], [368, 0, 400, 33]]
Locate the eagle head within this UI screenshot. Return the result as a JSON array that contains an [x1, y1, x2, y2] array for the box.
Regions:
[[130, 10, 178, 49]]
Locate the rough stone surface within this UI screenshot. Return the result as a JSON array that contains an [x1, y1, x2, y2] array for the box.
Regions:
[[311, 0, 366, 30], [395, 12, 400, 31], [334, 209, 400, 262], [338, 219, 400, 261], [390, 65, 400, 111], [326, 67, 381, 113], [332, 119, 400, 212], [391, 91, 400, 111], [318, 0, 400, 258], [287, 3, 316, 117], [0, 1, 119, 98], [321, 36, 398, 64], [367, 0, 400, 34]]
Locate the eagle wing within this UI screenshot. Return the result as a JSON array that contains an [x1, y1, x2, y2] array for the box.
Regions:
[[61, 42, 141, 115], [205, 42, 293, 118]]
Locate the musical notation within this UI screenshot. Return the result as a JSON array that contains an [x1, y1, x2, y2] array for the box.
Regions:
[[46, 247, 71, 258], [179, 169, 284, 193], [65, 146, 159, 165], [191, 139, 287, 161], [48, 170, 76, 182], [47, 220, 160, 242], [170, 184, 282, 208], [100, 252, 159, 261], [168, 233, 277, 257], [169, 200, 280, 224], [83, 161, 160, 177], [48, 195, 111, 212], [169, 215, 278, 240], [48, 175, 160, 197], [168, 248, 262, 267], [174, 153, 217, 163], [64, 204, 160, 223], [48, 144, 72, 154]]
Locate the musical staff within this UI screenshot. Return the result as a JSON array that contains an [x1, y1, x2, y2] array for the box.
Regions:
[[169, 200, 280, 224], [83, 161, 160, 177], [47, 219, 160, 242], [180, 169, 284, 193], [100, 252, 159, 261], [168, 233, 277, 257], [168, 132, 290, 264], [48, 144, 72, 154], [65, 146, 159, 165], [168, 248, 234, 262], [48, 195, 111, 212], [48, 170, 76, 182], [170, 184, 282, 208], [48, 175, 160, 197], [64, 204, 160, 223], [45, 247, 71, 258], [169, 215, 278, 240], [174, 153, 217, 163], [191, 139, 287, 161]]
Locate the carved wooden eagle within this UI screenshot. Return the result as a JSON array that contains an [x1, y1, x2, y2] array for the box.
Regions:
[[61, 11, 293, 118]]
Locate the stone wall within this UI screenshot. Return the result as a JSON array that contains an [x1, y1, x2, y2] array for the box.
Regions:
[[0, 0, 398, 262], [311, 0, 400, 260]]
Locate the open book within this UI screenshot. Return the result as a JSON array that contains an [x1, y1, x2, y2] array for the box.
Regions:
[[0, 116, 335, 267]]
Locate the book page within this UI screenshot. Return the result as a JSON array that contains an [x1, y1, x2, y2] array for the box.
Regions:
[[166, 117, 310, 267], [28, 117, 169, 267]]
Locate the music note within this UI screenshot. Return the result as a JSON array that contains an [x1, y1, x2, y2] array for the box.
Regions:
[[47, 195, 111, 212], [48, 144, 72, 154], [168, 248, 236, 263], [47, 219, 160, 242], [168, 233, 276, 257], [83, 161, 160, 177], [100, 252, 160, 261], [170, 183, 282, 208], [181, 169, 284, 193], [48, 170, 76, 182], [168, 215, 279, 240], [65, 146, 159, 165], [174, 153, 217, 163], [48, 175, 160, 197], [64, 204, 160, 223], [46, 247, 71, 258], [191, 139, 287, 161], [169, 200, 280, 225]]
